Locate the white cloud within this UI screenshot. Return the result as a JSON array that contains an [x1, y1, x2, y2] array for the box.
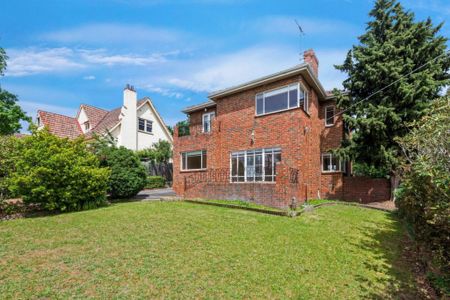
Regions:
[[79, 49, 167, 66], [42, 23, 182, 45], [143, 85, 184, 99], [5, 47, 176, 77], [162, 45, 346, 93], [83, 75, 96, 80], [5, 47, 85, 77]]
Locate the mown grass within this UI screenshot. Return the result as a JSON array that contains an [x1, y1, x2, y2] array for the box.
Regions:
[[0, 201, 418, 299], [195, 199, 285, 212]]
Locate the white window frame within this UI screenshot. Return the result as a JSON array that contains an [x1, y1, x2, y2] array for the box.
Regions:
[[255, 84, 300, 116], [138, 118, 153, 133], [325, 105, 335, 127], [181, 150, 207, 171], [202, 112, 215, 133], [321, 153, 345, 173], [84, 121, 90, 132], [230, 148, 281, 183]]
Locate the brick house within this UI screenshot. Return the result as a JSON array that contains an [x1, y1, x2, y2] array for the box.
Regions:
[[173, 49, 390, 208], [36, 85, 173, 150]]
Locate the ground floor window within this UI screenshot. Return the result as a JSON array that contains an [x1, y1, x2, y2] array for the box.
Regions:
[[231, 148, 281, 182], [181, 150, 207, 171], [321, 153, 345, 172]]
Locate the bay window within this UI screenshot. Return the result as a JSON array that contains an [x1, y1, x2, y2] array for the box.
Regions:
[[321, 153, 345, 172], [231, 148, 281, 182], [181, 150, 207, 171]]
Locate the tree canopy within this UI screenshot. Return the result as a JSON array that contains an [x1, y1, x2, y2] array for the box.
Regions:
[[334, 0, 450, 175], [0, 46, 30, 135]]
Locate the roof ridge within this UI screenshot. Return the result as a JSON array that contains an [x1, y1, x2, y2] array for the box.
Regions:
[[80, 103, 109, 112], [38, 110, 76, 120]]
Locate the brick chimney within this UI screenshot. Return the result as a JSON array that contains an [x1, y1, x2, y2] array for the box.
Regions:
[[303, 49, 319, 77]]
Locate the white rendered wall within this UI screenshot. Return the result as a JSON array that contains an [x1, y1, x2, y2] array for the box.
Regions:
[[136, 102, 172, 150], [77, 108, 89, 133], [119, 88, 138, 150]]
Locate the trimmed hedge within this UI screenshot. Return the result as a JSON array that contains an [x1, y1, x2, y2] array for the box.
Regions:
[[146, 176, 166, 189]]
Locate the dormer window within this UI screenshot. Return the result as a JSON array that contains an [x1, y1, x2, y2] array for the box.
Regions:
[[138, 118, 153, 133], [36, 116, 41, 127], [84, 121, 90, 132]]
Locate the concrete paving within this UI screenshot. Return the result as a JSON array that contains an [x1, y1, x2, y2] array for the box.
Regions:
[[134, 188, 178, 201]]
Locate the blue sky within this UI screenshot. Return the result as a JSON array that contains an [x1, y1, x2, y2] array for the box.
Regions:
[[1, 0, 449, 128]]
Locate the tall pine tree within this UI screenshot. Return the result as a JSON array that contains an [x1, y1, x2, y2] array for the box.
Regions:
[[334, 0, 450, 177]]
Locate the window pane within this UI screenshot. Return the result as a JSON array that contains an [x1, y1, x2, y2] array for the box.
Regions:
[[138, 118, 145, 131], [238, 156, 245, 177], [255, 153, 263, 181], [246, 155, 255, 181], [182, 153, 187, 170], [231, 157, 237, 176], [256, 94, 264, 115], [264, 91, 288, 113], [323, 155, 331, 171], [331, 156, 340, 171], [202, 151, 207, 169], [289, 88, 298, 108], [264, 152, 273, 177], [146, 121, 152, 132], [187, 154, 202, 169], [326, 106, 334, 125]]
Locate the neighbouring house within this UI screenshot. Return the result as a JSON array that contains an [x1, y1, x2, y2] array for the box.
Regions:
[[173, 49, 391, 208], [36, 85, 173, 150]]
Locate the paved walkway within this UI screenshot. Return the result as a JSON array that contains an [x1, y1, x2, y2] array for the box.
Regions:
[[134, 188, 178, 201]]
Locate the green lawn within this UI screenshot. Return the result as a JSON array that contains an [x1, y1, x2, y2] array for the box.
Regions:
[[0, 201, 418, 299]]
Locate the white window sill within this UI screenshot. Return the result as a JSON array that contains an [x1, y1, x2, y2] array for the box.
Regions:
[[325, 124, 335, 127]]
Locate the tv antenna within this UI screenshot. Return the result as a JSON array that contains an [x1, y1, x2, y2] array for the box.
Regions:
[[295, 19, 305, 62]]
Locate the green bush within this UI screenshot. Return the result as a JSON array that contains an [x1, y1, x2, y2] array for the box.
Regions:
[[396, 97, 449, 292], [146, 176, 166, 189], [8, 130, 110, 211], [97, 146, 147, 199], [0, 135, 19, 200]]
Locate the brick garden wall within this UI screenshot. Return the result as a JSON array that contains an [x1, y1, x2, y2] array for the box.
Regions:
[[342, 176, 391, 203]]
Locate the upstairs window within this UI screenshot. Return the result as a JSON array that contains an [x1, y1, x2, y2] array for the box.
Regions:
[[321, 153, 345, 173], [231, 148, 281, 182], [84, 121, 90, 132], [325, 106, 335, 126], [181, 150, 207, 171], [256, 83, 308, 116], [202, 112, 215, 133], [138, 118, 153, 133], [298, 86, 309, 113]]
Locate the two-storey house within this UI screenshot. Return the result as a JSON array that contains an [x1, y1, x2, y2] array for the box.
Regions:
[[173, 50, 390, 208]]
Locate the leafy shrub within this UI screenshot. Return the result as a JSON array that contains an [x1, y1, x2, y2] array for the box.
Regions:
[[396, 97, 449, 292], [176, 120, 190, 137], [136, 140, 172, 163], [8, 130, 110, 211], [97, 146, 147, 199], [0, 135, 19, 200], [146, 176, 166, 189]]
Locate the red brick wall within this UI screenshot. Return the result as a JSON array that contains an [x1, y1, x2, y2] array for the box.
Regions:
[[342, 177, 391, 203], [173, 73, 389, 207]]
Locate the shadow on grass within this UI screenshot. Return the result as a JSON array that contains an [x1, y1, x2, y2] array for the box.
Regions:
[[347, 212, 432, 299]]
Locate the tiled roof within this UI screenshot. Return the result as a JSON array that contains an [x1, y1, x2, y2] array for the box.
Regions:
[[38, 110, 82, 139], [40, 99, 150, 139], [79, 104, 108, 129]]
